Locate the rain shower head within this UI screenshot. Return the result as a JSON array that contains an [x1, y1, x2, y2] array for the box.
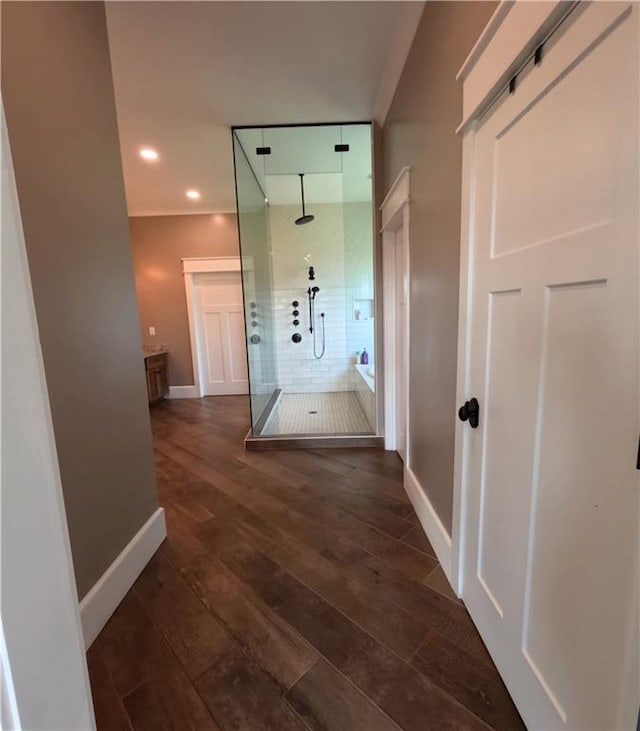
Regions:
[[295, 214, 315, 226], [295, 173, 315, 225]]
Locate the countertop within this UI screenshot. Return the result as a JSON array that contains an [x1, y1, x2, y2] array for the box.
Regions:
[[143, 345, 168, 358]]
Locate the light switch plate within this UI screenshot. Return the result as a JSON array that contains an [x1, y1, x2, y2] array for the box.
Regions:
[[149, 326, 156, 336]]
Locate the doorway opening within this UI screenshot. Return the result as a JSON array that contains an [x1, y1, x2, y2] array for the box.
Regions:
[[381, 167, 410, 463], [184, 257, 249, 397]]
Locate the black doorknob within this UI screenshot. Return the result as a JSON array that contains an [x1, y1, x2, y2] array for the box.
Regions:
[[458, 397, 480, 429]]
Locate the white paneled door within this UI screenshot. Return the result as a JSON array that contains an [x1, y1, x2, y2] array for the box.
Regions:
[[460, 5, 638, 730], [194, 271, 248, 396]]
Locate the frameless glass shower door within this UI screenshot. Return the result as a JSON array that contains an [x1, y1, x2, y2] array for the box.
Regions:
[[233, 124, 377, 442], [233, 133, 277, 432]]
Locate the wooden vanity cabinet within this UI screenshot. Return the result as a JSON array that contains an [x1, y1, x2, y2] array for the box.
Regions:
[[145, 352, 169, 405]]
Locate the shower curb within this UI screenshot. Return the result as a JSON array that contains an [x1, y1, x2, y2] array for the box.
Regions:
[[244, 431, 384, 451]]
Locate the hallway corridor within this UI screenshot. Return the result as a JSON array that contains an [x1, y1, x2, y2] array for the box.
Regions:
[[87, 396, 524, 730]]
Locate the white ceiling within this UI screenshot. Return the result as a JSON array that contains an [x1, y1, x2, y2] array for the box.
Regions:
[[105, 1, 424, 216], [236, 123, 372, 205]]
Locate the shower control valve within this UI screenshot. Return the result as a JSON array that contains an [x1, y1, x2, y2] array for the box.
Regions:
[[291, 333, 302, 343], [292, 310, 299, 317], [292, 300, 299, 308], [293, 319, 300, 326]]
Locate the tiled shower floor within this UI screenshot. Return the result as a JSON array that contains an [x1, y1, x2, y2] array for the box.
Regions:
[[260, 391, 373, 436]]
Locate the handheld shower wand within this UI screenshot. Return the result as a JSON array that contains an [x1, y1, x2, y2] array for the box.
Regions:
[[307, 286, 319, 331], [307, 286, 325, 359]]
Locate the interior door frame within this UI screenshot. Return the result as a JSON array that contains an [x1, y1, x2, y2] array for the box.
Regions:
[[183, 256, 243, 398], [381, 167, 410, 460]]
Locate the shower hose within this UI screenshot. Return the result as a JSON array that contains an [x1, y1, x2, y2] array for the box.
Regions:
[[310, 298, 326, 360]]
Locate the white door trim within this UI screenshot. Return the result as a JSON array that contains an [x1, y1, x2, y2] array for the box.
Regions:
[[183, 256, 243, 398], [451, 128, 477, 596], [182, 256, 241, 274], [381, 167, 410, 458]]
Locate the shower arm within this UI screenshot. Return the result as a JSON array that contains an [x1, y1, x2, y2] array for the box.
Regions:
[[300, 174, 307, 218]]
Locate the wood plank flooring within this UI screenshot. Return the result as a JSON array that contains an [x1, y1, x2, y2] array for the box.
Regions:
[[87, 396, 525, 731]]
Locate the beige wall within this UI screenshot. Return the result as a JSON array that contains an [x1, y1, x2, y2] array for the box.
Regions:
[[382, 1, 496, 533], [2, 1, 159, 599], [130, 213, 240, 386]]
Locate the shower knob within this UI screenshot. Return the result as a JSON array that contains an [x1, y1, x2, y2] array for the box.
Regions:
[[250, 302, 257, 308], [292, 300, 299, 307], [293, 319, 300, 326], [251, 321, 258, 327], [292, 310, 299, 316], [250, 334, 260, 345], [291, 333, 302, 343]]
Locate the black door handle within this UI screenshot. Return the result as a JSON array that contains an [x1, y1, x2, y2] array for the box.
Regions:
[[458, 398, 480, 429]]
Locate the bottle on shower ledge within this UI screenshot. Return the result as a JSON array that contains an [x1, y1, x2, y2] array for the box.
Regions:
[[355, 351, 361, 365], [361, 348, 369, 366]]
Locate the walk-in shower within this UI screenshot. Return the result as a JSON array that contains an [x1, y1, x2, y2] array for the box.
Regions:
[[232, 123, 377, 445]]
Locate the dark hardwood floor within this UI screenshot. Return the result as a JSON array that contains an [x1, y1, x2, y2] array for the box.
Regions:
[[88, 396, 525, 731]]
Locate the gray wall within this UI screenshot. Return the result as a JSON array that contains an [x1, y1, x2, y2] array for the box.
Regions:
[[382, 1, 496, 533], [2, 1, 159, 599], [130, 213, 240, 386]]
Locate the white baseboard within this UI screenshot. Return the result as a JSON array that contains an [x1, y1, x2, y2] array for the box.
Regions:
[[404, 465, 454, 586], [79, 507, 166, 648], [168, 385, 199, 399]]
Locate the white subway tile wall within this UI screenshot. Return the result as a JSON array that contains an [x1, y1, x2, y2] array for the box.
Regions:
[[344, 201, 375, 365], [268, 203, 374, 396]]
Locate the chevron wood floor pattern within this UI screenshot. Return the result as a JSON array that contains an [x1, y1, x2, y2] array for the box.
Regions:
[[87, 396, 525, 731]]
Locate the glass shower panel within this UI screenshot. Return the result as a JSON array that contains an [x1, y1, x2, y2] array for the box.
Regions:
[[233, 124, 376, 440], [233, 132, 277, 434], [342, 124, 376, 432]]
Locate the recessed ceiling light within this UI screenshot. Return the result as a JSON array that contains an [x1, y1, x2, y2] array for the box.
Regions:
[[186, 189, 201, 200], [139, 147, 159, 161]]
